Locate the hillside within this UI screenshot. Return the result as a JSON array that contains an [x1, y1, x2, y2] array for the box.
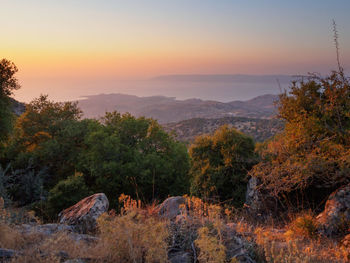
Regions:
[[10, 98, 26, 116], [164, 116, 284, 143], [78, 93, 279, 123]]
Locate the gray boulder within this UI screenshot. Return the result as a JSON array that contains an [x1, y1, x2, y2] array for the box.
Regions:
[[158, 196, 186, 220], [169, 252, 192, 263], [16, 223, 74, 236], [59, 193, 109, 234], [317, 184, 350, 236], [245, 176, 260, 210], [244, 176, 277, 218], [0, 248, 18, 262]]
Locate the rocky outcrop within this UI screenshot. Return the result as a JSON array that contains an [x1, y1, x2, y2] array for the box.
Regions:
[[16, 223, 75, 236], [59, 193, 109, 234], [0, 248, 18, 262], [317, 184, 350, 236], [245, 176, 260, 211], [244, 176, 278, 219], [225, 224, 256, 263], [63, 259, 87, 263], [168, 252, 192, 263], [16, 223, 98, 244], [158, 196, 186, 220]]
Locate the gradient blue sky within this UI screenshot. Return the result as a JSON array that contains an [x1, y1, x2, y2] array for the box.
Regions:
[[1, 0, 349, 101]]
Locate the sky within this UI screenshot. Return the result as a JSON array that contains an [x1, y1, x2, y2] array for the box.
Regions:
[[1, 0, 350, 102]]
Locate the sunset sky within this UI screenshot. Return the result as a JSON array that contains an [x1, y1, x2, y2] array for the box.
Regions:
[[1, 0, 350, 102]]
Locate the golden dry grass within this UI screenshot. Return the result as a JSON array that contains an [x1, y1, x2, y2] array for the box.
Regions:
[[1, 195, 350, 263]]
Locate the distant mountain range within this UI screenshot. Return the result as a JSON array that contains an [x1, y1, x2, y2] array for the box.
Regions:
[[10, 92, 283, 142], [78, 93, 280, 123], [151, 74, 298, 83], [10, 98, 26, 116]]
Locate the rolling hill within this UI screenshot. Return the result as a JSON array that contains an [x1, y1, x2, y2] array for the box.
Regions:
[[78, 93, 279, 123], [163, 116, 284, 143]]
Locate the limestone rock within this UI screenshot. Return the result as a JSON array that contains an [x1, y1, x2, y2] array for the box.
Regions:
[[68, 233, 99, 243], [168, 251, 192, 263], [0, 248, 18, 262], [245, 176, 260, 210], [225, 224, 257, 263], [158, 196, 186, 220], [59, 193, 109, 233], [16, 223, 75, 236], [244, 176, 277, 218], [317, 184, 350, 236], [63, 260, 86, 263]]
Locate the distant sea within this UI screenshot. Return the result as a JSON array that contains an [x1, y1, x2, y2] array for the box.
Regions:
[[78, 75, 297, 102], [90, 80, 286, 102], [15, 74, 298, 103]]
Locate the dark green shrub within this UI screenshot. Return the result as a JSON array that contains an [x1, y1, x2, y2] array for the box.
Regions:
[[48, 173, 91, 217], [189, 125, 257, 206]]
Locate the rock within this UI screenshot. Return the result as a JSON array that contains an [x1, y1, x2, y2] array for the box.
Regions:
[[16, 223, 75, 236], [317, 184, 350, 236], [244, 176, 270, 216], [56, 251, 69, 261], [168, 251, 192, 263], [63, 260, 86, 263], [59, 193, 109, 234], [0, 248, 18, 262], [174, 214, 187, 224], [245, 177, 259, 207], [244, 176, 277, 218], [68, 233, 99, 243], [224, 224, 256, 263], [158, 196, 186, 220], [16, 223, 98, 244]]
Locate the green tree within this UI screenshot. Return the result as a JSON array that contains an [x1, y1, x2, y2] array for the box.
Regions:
[[250, 71, 350, 207], [5, 95, 93, 188], [78, 111, 190, 205], [189, 125, 256, 206], [0, 59, 20, 146], [48, 173, 91, 215]]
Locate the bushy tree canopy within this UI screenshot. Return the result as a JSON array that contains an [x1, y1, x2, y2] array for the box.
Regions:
[[189, 125, 256, 206], [0, 59, 20, 144], [78, 111, 190, 205], [250, 71, 350, 201], [5, 97, 190, 215], [6, 95, 89, 187]]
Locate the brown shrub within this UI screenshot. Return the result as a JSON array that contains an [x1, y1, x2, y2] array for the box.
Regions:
[[91, 195, 169, 263], [286, 212, 319, 239]]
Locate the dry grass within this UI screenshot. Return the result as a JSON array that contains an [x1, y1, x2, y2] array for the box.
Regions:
[[0, 223, 25, 249], [285, 212, 319, 239], [89, 194, 169, 263], [2, 195, 350, 263], [235, 215, 350, 263], [195, 225, 226, 263]]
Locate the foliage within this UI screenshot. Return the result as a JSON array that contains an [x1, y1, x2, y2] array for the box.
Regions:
[[0, 59, 20, 145], [78, 111, 190, 205], [189, 125, 256, 206], [47, 173, 91, 215], [250, 71, 350, 208], [0, 164, 11, 204], [285, 212, 319, 239], [5, 95, 87, 188], [5, 97, 190, 214], [10, 164, 47, 206]]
